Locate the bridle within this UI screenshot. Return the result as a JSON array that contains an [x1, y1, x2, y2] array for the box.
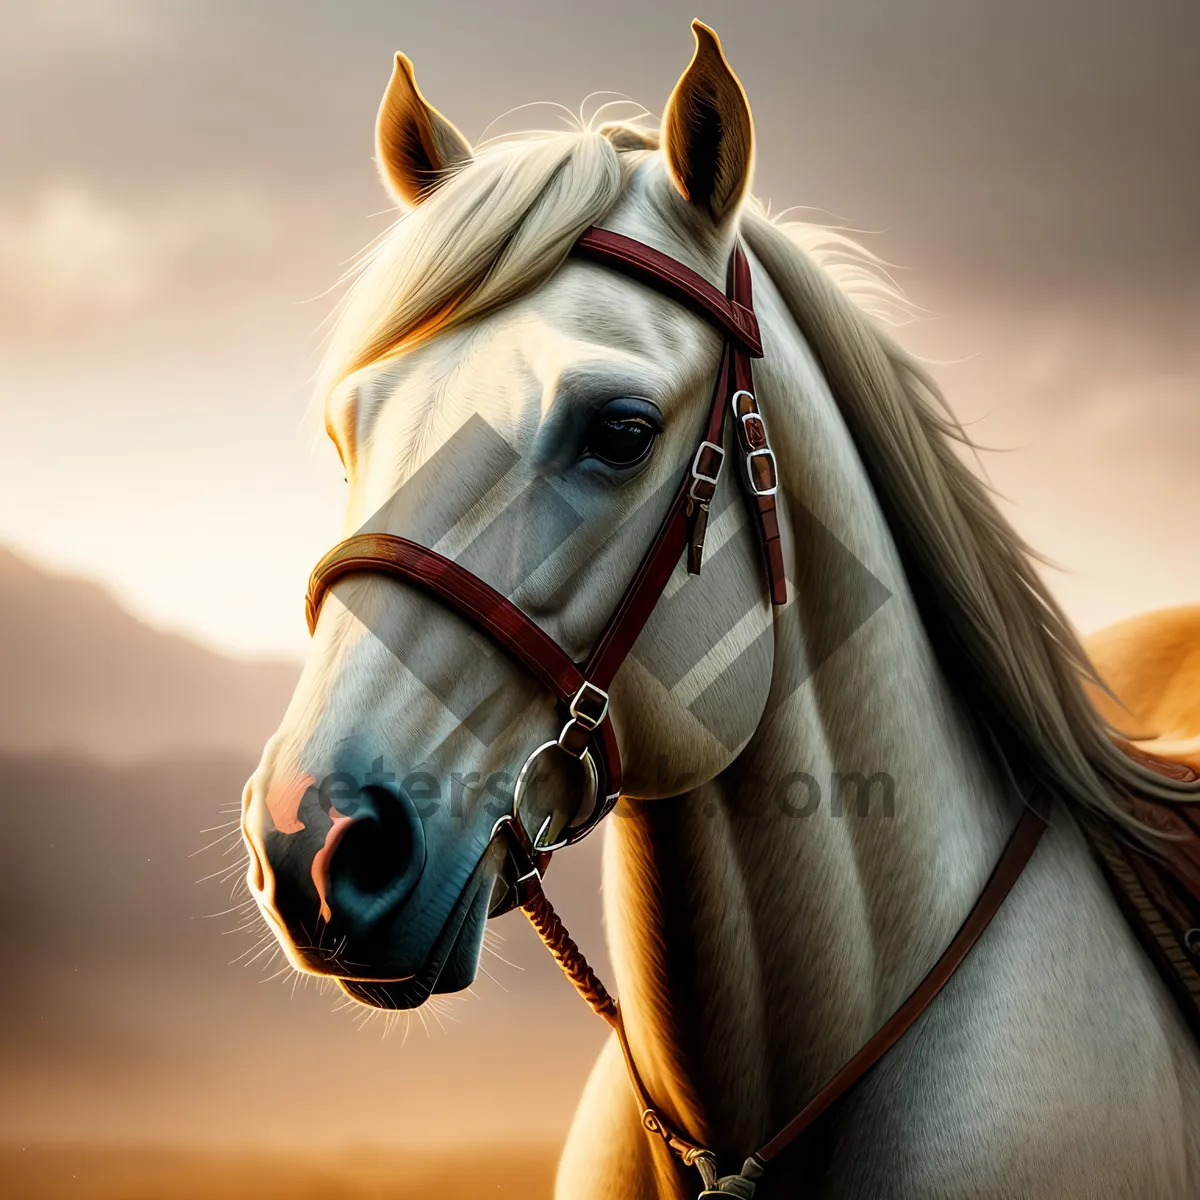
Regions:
[[307, 228, 784, 863], [305, 226, 1050, 1196]]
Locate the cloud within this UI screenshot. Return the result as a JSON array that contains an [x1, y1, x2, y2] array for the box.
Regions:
[[8, 0, 169, 51], [0, 184, 291, 337], [0, 189, 153, 327]]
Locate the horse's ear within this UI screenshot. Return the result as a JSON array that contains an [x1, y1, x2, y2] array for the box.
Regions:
[[661, 22, 753, 223], [375, 52, 473, 206]]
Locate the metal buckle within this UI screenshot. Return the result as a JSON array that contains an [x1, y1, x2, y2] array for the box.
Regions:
[[746, 446, 777, 496], [688, 440, 725, 501], [731, 388, 756, 417], [568, 680, 609, 729]]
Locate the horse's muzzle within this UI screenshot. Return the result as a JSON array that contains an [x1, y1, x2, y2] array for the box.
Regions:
[[242, 768, 495, 1002]]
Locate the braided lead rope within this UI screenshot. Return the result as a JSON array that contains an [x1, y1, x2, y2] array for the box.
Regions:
[[520, 886, 618, 1027], [495, 816, 727, 1187], [518, 878, 728, 1190], [510, 791, 1049, 1197]]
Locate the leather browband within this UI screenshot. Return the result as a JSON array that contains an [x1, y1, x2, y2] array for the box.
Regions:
[[574, 227, 764, 358]]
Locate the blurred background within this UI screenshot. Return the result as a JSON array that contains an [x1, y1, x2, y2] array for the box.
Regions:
[[1, 1, 1196, 1196]]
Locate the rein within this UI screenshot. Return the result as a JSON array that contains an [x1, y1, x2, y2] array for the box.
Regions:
[[305, 226, 1051, 1196], [498, 789, 1050, 1195]]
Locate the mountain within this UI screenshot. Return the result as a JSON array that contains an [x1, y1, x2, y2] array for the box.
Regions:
[[0, 748, 607, 1149], [0, 548, 300, 760], [0, 550, 607, 1151]]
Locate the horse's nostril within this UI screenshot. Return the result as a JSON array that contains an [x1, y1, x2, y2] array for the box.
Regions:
[[338, 797, 413, 894], [326, 785, 426, 929]]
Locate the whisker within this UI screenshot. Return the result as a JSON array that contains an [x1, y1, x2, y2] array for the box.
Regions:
[[241, 940, 278, 969], [199, 900, 257, 920], [221, 919, 265, 936], [261, 962, 292, 984], [228, 933, 275, 965], [189, 828, 242, 858], [196, 857, 248, 885], [481, 942, 523, 972], [475, 962, 509, 993], [198, 819, 241, 834]]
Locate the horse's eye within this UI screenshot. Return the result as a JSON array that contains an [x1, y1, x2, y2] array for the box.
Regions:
[[585, 416, 658, 468]]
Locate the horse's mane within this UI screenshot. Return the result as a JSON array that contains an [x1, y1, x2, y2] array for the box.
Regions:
[[317, 124, 639, 404], [740, 212, 1200, 824], [319, 123, 1199, 825]]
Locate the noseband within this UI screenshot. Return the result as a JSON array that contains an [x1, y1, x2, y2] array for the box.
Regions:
[[304, 226, 1050, 1196]]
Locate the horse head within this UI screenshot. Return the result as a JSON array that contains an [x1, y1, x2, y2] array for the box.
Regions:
[[241, 24, 779, 1009]]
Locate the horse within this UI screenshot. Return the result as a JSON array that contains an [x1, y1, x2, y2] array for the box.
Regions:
[[240, 23, 1200, 1198]]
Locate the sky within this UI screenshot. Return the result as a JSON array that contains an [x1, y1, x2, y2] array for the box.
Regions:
[[2, 0, 1197, 659]]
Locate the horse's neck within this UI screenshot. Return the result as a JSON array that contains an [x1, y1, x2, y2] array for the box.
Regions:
[[603, 600, 1017, 1154], [601, 292, 1021, 1153]]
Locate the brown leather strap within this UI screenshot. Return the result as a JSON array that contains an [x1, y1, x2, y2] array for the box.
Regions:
[[579, 245, 788, 688], [309, 236, 783, 716], [307, 533, 585, 701], [581, 330, 740, 688], [581, 484, 692, 691], [726, 246, 787, 606], [574, 227, 764, 358], [517, 785, 1051, 1182], [752, 789, 1052, 1166]]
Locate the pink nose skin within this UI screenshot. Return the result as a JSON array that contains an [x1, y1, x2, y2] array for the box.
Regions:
[[244, 769, 429, 966], [311, 808, 356, 923], [241, 772, 313, 908], [264, 773, 312, 836]]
